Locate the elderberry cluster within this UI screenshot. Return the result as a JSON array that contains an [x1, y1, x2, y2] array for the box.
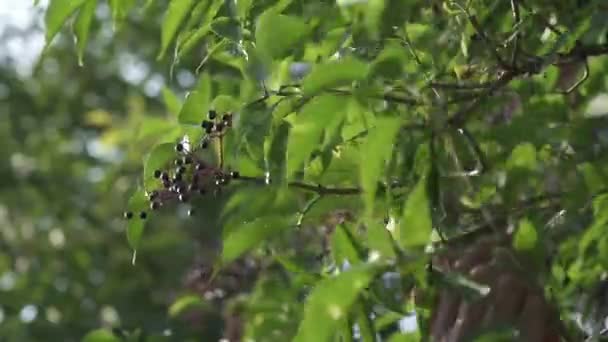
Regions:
[[123, 110, 238, 220]]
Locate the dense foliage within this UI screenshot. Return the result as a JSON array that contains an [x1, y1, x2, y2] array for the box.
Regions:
[[3, 0, 608, 341]]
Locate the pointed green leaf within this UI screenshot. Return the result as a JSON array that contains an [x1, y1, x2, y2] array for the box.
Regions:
[[360, 117, 400, 218], [162, 87, 182, 118], [126, 190, 148, 250], [158, 0, 196, 59], [178, 73, 212, 125], [169, 295, 208, 317], [222, 216, 290, 264], [293, 264, 385, 342], [82, 329, 120, 342], [45, 0, 88, 46], [73, 0, 97, 64], [108, 0, 136, 26], [143, 143, 176, 191], [255, 10, 309, 60], [332, 224, 363, 265], [399, 175, 432, 248], [302, 57, 369, 96], [513, 218, 538, 251], [287, 95, 348, 177], [176, 0, 224, 58]]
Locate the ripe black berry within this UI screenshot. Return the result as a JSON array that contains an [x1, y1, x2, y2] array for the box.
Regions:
[[230, 171, 240, 179], [183, 156, 193, 164], [163, 180, 171, 188], [175, 143, 184, 152], [176, 184, 186, 194], [161, 172, 170, 182], [208, 110, 217, 120], [176, 166, 186, 175], [215, 122, 224, 132], [179, 194, 189, 202], [205, 125, 214, 134], [153, 170, 162, 178], [188, 183, 198, 192], [195, 163, 204, 171], [173, 173, 182, 182], [124, 211, 133, 220], [222, 114, 231, 122], [201, 120, 212, 129], [201, 140, 209, 149], [187, 209, 195, 216], [150, 201, 160, 210], [148, 190, 159, 200], [174, 159, 183, 166], [139, 211, 148, 219], [199, 188, 206, 195]]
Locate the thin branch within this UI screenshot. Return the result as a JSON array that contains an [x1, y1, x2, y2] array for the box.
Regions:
[[510, 0, 521, 67], [236, 175, 361, 195], [296, 194, 322, 228]]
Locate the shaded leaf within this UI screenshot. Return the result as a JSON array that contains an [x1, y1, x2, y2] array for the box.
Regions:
[[399, 175, 432, 248], [45, 0, 88, 46], [73, 0, 97, 64], [302, 57, 369, 96], [287, 95, 348, 177], [178, 73, 212, 125], [108, 0, 136, 26], [255, 10, 309, 60], [222, 216, 291, 264], [126, 190, 148, 251], [161, 87, 182, 118], [158, 0, 196, 59], [293, 263, 385, 342], [143, 143, 175, 191], [360, 117, 400, 218]]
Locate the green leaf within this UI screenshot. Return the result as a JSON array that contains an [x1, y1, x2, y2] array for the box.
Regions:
[[176, 0, 224, 58], [143, 143, 176, 191], [360, 117, 400, 218], [506, 143, 537, 170], [45, 0, 88, 46], [178, 73, 212, 125], [158, 0, 196, 60], [222, 216, 290, 264], [82, 329, 120, 342], [265, 120, 290, 185], [286, 95, 348, 177], [161, 87, 182, 118], [107, 0, 135, 28], [399, 175, 432, 248], [302, 57, 369, 96], [255, 10, 309, 60], [125, 190, 148, 251], [513, 218, 538, 251], [332, 224, 363, 265], [73, 0, 97, 64], [293, 264, 384, 342], [169, 295, 207, 317]]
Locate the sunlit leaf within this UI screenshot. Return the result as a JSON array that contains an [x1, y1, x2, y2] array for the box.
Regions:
[[255, 10, 309, 60], [360, 117, 400, 218], [302, 57, 369, 96], [162, 87, 182, 118], [73, 0, 97, 64], [45, 0, 88, 46], [108, 0, 136, 27], [399, 175, 432, 248], [178, 73, 212, 125], [293, 263, 385, 342], [506, 142, 537, 170], [169, 294, 208, 317], [158, 0, 196, 60], [513, 218, 538, 251], [82, 329, 120, 342]]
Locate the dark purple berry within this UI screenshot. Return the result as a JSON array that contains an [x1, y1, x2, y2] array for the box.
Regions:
[[205, 125, 214, 134], [199, 188, 206, 195], [187, 209, 195, 216], [139, 211, 147, 219], [176, 166, 186, 175], [179, 194, 189, 202], [174, 159, 183, 166], [208, 110, 217, 120], [163, 180, 171, 188], [150, 202, 160, 210], [201, 140, 209, 149], [230, 171, 240, 179], [153, 170, 162, 178], [175, 143, 184, 152], [148, 190, 159, 200], [201, 120, 212, 129], [183, 156, 193, 164], [124, 211, 133, 220], [195, 163, 204, 171], [173, 173, 182, 182], [176, 184, 186, 194], [215, 122, 224, 132], [188, 183, 198, 192], [161, 172, 170, 181]]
